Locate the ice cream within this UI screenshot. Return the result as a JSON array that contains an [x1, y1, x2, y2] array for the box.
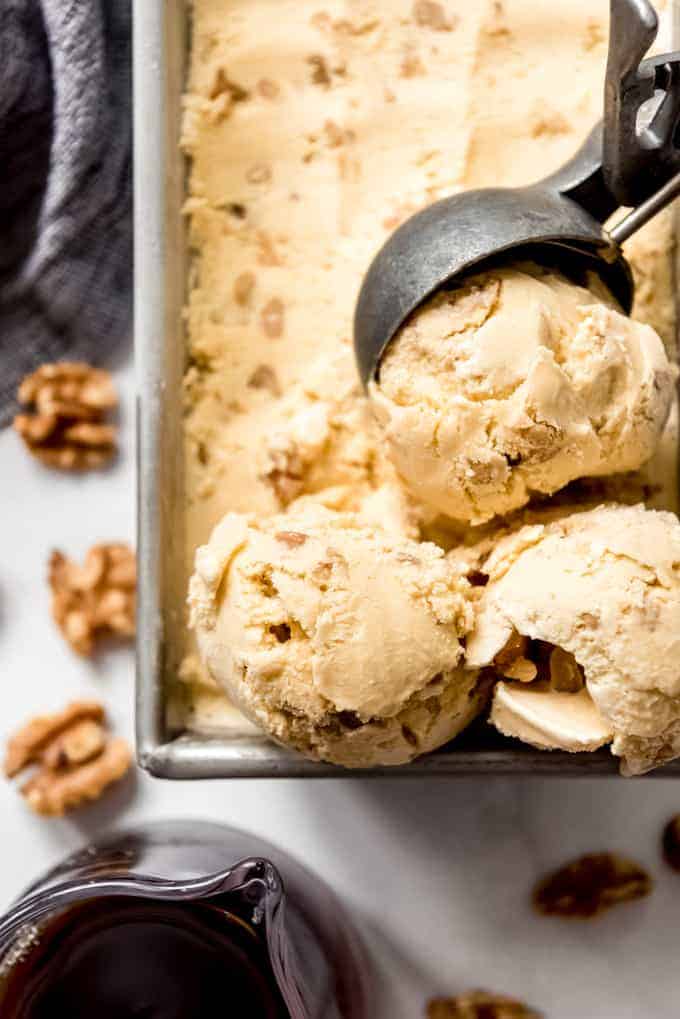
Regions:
[[370, 265, 675, 525], [490, 683, 613, 754], [257, 346, 405, 512], [179, 0, 678, 746], [181, 0, 675, 564], [189, 505, 485, 766], [465, 504, 680, 774], [286, 480, 421, 541]]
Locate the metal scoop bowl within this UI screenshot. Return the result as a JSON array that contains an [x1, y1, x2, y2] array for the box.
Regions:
[[354, 0, 680, 387]]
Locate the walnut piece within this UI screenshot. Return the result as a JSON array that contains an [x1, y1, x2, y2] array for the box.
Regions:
[[247, 364, 281, 397], [41, 718, 106, 770], [275, 531, 308, 547], [533, 852, 652, 918], [209, 68, 249, 102], [493, 632, 536, 683], [234, 271, 256, 305], [583, 18, 605, 52], [413, 1, 458, 31], [400, 52, 426, 78], [548, 646, 584, 692], [14, 362, 117, 471], [487, 0, 511, 37], [427, 991, 541, 1018], [529, 101, 571, 139], [307, 54, 332, 87], [260, 440, 304, 506], [662, 815, 680, 871], [260, 297, 285, 338], [4, 701, 132, 816], [4, 701, 104, 778], [493, 632, 584, 691], [49, 543, 136, 656]]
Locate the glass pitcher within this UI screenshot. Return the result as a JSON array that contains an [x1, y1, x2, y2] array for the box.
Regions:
[[0, 820, 372, 1018]]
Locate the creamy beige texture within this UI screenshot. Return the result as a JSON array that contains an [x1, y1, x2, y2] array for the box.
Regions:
[[181, 0, 676, 735], [466, 504, 680, 775], [490, 684, 613, 753], [371, 265, 675, 523], [188, 504, 484, 765]]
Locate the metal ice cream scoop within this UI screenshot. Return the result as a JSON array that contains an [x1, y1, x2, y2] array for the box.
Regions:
[[354, 0, 680, 387]]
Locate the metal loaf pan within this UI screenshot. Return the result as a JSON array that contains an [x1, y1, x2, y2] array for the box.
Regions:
[[134, 0, 680, 778]]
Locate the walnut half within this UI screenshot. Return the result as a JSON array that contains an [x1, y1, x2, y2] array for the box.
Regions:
[[533, 852, 652, 918], [14, 362, 117, 470], [4, 701, 132, 816], [49, 543, 136, 656], [427, 991, 542, 1018]]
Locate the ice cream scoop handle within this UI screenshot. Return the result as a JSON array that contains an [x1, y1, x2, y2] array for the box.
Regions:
[[537, 0, 680, 225], [537, 124, 619, 223], [609, 170, 680, 245]]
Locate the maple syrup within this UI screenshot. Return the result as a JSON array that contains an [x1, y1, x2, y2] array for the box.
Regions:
[[0, 895, 289, 1018]]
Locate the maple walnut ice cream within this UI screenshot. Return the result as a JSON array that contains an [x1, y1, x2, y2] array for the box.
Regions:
[[181, 0, 680, 769], [371, 265, 675, 524], [189, 504, 485, 766], [465, 504, 680, 775]]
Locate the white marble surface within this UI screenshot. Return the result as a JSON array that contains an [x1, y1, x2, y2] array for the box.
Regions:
[[1, 347, 680, 1018]]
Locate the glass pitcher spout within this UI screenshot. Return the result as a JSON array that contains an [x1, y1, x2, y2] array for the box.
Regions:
[[0, 821, 371, 1019]]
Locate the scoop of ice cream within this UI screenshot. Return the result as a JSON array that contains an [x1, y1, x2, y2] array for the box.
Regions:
[[259, 346, 401, 510], [370, 264, 675, 524], [188, 505, 485, 767], [465, 503, 680, 775]]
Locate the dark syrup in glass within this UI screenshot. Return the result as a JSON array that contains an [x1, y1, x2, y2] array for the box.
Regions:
[[0, 896, 290, 1018]]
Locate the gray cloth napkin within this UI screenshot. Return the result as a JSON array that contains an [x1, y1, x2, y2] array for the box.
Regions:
[[0, 0, 131, 426]]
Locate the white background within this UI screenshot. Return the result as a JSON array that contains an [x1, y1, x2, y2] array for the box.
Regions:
[[1, 347, 680, 1019]]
